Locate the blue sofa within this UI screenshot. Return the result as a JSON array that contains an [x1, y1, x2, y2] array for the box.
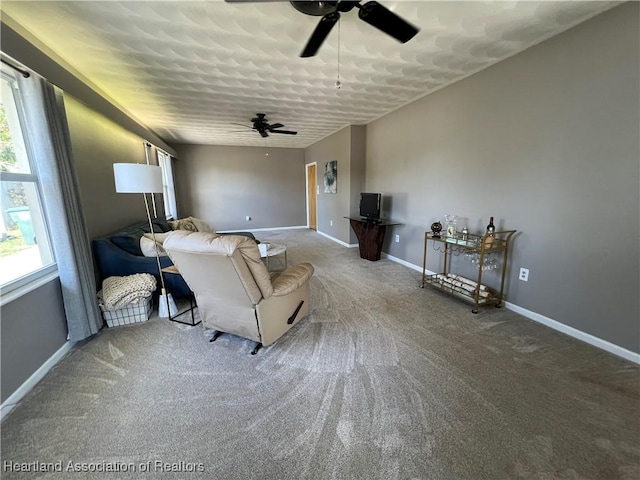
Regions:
[[92, 218, 257, 299], [92, 218, 192, 298]]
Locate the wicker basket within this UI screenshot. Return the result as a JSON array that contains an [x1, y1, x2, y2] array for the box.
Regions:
[[99, 297, 152, 327]]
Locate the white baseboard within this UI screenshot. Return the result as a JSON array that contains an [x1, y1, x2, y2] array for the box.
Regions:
[[316, 230, 358, 248], [218, 225, 308, 233], [1, 340, 75, 421], [382, 252, 424, 272], [381, 253, 640, 364], [503, 302, 640, 365]]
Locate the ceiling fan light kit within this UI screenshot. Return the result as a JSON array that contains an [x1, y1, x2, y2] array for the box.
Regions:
[[290, 1, 336, 17]]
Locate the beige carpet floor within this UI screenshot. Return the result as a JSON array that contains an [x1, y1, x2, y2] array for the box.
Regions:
[[1, 228, 639, 479]]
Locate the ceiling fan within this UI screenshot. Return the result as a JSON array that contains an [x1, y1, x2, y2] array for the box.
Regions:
[[293, 1, 420, 57], [226, 1, 420, 57], [231, 113, 298, 138]]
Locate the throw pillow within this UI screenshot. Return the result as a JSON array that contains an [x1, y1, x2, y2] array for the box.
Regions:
[[190, 217, 214, 233], [112, 234, 144, 256], [140, 232, 171, 257], [152, 218, 172, 233], [144, 231, 172, 243], [169, 217, 198, 232], [169, 216, 214, 233]]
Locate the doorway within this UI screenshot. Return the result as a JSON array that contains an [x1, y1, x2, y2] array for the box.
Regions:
[[306, 163, 317, 230]]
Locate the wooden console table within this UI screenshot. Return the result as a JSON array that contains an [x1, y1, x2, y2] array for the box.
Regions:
[[345, 217, 401, 261]]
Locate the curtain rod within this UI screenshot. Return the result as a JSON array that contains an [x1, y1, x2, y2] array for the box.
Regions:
[[1, 57, 30, 78], [144, 140, 172, 158]]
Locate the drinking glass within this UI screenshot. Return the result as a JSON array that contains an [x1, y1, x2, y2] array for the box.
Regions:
[[444, 214, 458, 237]]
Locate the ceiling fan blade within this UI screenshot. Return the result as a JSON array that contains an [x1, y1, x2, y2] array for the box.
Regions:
[[268, 122, 284, 129], [300, 11, 340, 57], [259, 130, 269, 138], [270, 130, 298, 135], [229, 122, 253, 128], [358, 1, 419, 44]]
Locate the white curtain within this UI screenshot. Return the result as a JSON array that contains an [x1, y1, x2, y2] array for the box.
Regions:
[[158, 150, 178, 219], [18, 74, 102, 341]]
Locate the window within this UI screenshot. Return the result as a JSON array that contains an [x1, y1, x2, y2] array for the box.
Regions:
[[157, 150, 177, 220], [0, 67, 55, 293]]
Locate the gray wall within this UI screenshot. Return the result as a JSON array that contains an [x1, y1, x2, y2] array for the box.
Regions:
[[0, 22, 174, 403], [171, 144, 306, 231], [306, 127, 351, 242], [1, 280, 68, 403], [305, 125, 367, 244], [364, 3, 639, 352], [64, 95, 162, 239], [349, 126, 367, 244]]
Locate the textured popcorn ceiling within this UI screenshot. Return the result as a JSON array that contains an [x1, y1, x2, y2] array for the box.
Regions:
[[1, 1, 618, 148]]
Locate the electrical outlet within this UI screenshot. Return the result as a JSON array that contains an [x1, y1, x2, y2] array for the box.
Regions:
[[245, 216, 251, 221], [330, 220, 333, 226], [395, 234, 400, 243], [519, 268, 529, 282]]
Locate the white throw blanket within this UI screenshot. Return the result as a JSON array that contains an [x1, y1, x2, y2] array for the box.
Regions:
[[99, 273, 157, 310]]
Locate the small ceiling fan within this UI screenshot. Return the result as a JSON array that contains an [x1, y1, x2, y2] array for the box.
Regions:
[[231, 113, 297, 138], [225, 1, 420, 57]]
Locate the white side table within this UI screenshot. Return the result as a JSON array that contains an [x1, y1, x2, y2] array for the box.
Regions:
[[259, 243, 287, 271]]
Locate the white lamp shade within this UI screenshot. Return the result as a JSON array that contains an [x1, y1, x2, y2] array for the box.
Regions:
[[113, 163, 163, 194]]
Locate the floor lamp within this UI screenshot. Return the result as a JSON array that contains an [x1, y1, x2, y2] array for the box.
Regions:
[[113, 163, 177, 317]]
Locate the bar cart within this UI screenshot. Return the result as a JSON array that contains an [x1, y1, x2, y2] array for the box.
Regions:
[[420, 230, 517, 313]]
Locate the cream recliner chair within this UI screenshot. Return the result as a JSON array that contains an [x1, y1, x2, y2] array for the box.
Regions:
[[163, 231, 314, 354]]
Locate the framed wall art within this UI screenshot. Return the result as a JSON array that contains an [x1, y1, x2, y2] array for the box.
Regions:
[[324, 160, 337, 194]]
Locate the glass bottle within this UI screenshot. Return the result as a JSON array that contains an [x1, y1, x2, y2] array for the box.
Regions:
[[484, 217, 495, 248], [486, 217, 495, 235]]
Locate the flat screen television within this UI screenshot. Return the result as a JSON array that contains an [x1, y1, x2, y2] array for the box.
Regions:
[[359, 193, 381, 221]]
